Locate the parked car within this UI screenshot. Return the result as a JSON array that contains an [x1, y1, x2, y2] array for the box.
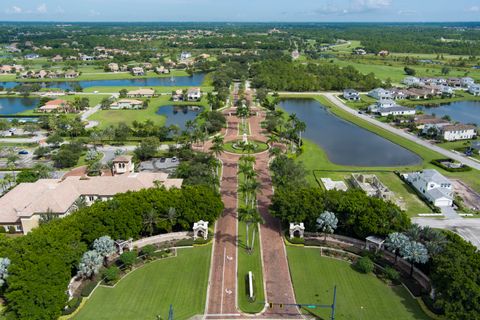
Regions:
[[18, 150, 29, 155]]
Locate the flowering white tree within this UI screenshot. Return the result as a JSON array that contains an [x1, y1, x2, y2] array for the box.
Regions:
[[78, 250, 103, 279], [385, 232, 410, 264], [400, 241, 429, 277], [93, 236, 116, 258], [316, 211, 338, 241], [0, 257, 11, 287]]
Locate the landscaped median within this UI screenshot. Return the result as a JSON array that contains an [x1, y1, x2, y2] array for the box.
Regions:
[[236, 156, 265, 314]]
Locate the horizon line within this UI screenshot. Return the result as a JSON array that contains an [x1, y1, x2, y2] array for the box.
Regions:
[[0, 20, 480, 24]]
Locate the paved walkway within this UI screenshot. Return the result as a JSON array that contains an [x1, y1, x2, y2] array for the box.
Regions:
[[323, 93, 480, 171]]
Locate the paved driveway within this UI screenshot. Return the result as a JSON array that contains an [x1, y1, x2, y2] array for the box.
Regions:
[[413, 217, 480, 249]]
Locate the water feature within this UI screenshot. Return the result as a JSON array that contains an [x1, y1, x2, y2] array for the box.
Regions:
[[279, 99, 422, 167], [0, 73, 206, 90], [0, 97, 40, 115], [156, 105, 203, 130], [416, 100, 480, 126]]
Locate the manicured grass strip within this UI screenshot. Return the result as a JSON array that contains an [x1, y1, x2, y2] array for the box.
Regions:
[[237, 220, 265, 313], [237, 167, 265, 314], [287, 247, 430, 320], [74, 246, 212, 320]]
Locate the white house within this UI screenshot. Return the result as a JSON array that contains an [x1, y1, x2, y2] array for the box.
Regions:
[[406, 169, 453, 207], [131, 67, 145, 76], [110, 99, 143, 110], [403, 76, 421, 87], [468, 84, 480, 96], [377, 106, 416, 117], [180, 51, 192, 60], [368, 88, 392, 101], [187, 87, 201, 101], [441, 124, 477, 141], [461, 77, 475, 88], [343, 89, 360, 101], [368, 99, 396, 113]]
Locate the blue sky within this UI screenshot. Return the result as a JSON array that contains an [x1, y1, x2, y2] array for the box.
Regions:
[[1, 0, 479, 22]]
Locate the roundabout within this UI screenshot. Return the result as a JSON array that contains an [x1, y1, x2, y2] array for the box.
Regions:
[[224, 139, 269, 154]]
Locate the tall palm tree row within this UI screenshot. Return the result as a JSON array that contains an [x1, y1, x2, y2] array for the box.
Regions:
[[237, 156, 264, 253]]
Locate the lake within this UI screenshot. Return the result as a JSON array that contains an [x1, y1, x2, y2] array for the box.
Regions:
[[0, 73, 206, 90], [416, 100, 480, 126], [156, 105, 203, 130], [280, 99, 422, 167], [0, 97, 40, 115]]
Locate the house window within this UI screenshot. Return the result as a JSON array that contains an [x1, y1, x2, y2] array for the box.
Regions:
[[89, 196, 95, 202], [15, 225, 22, 232]]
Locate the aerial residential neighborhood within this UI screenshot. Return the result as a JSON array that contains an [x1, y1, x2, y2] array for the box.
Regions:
[[0, 2, 479, 320]]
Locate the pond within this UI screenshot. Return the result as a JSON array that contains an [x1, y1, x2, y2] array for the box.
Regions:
[[156, 105, 203, 130], [279, 99, 422, 167], [416, 100, 480, 126], [0, 97, 40, 115], [0, 73, 206, 90]]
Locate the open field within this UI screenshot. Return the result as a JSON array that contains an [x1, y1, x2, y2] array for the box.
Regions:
[[287, 247, 429, 320], [74, 246, 211, 320]]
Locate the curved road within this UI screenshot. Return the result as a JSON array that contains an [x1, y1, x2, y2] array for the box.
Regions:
[[323, 93, 480, 171]]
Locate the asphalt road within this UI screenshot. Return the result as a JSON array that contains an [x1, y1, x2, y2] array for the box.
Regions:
[[323, 93, 480, 171]]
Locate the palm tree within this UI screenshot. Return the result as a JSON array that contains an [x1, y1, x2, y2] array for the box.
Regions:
[[406, 224, 422, 242], [246, 179, 261, 208], [385, 232, 410, 264], [316, 211, 338, 241], [269, 146, 282, 158], [295, 120, 306, 147], [161, 207, 178, 232], [243, 143, 256, 155], [266, 134, 279, 146], [400, 240, 429, 277], [238, 207, 262, 252], [239, 181, 251, 206], [249, 210, 264, 251], [142, 209, 158, 236]]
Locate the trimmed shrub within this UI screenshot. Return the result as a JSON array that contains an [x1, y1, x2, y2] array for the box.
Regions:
[[431, 159, 471, 172], [61, 297, 83, 316], [383, 266, 400, 282], [354, 256, 374, 274], [141, 245, 156, 259], [286, 236, 305, 245], [80, 281, 98, 297], [103, 266, 120, 283], [119, 251, 137, 268]]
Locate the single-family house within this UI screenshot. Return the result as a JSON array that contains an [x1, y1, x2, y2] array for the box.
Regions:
[[377, 106, 416, 117], [108, 63, 119, 72], [131, 67, 145, 76], [0, 173, 183, 234], [378, 50, 389, 57], [81, 55, 94, 61], [172, 89, 184, 101], [368, 88, 392, 100], [389, 88, 408, 100], [180, 51, 192, 60], [51, 55, 63, 63], [155, 66, 170, 74], [353, 48, 367, 55], [110, 99, 144, 110], [127, 88, 155, 98], [64, 71, 79, 79], [447, 78, 462, 88], [343, 89, 360, 101], [406, 169, 453, 207], [468, 84, 480, 96], [403, 76, 421, 87], [38, 99, 71, 113], [143, 62, 153, 70], [24, 53, 40, 60], [291, 50, 300, 60], [440, 124, 477, 141], [187, 87, 201, 101], [461, 77, 475, 88]]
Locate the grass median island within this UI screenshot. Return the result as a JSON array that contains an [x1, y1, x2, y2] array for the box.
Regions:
[[74, 246, 212, 320], [237, 159, 265, 314], [287, 247, 430, 320]]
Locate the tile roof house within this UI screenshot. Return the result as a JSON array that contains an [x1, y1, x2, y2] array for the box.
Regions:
[[127, 88, 155, 98], [0, 172, 182, 234], [406, 169, 453, 207], [110, 99, 144, 110], [131, 67, 145, 76], [187, 87, 202, 101], [38, 99, 71, 113]]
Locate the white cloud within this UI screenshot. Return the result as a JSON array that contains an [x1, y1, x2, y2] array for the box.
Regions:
[[55, 6, 65, 14], [316, 0, 392, 15], [5, 6, 23, 14], [89, 9, 100, 16], [467, 6, 480, 12], [37, 3, 47, 14]]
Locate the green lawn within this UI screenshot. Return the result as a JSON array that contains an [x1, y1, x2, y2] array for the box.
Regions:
[[287, 247, 430, 320], [74, 246, 212, 320], [237, 166, 265, 313]]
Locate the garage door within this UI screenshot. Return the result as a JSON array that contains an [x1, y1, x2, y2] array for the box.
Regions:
[[435, 199, 451, 207]]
